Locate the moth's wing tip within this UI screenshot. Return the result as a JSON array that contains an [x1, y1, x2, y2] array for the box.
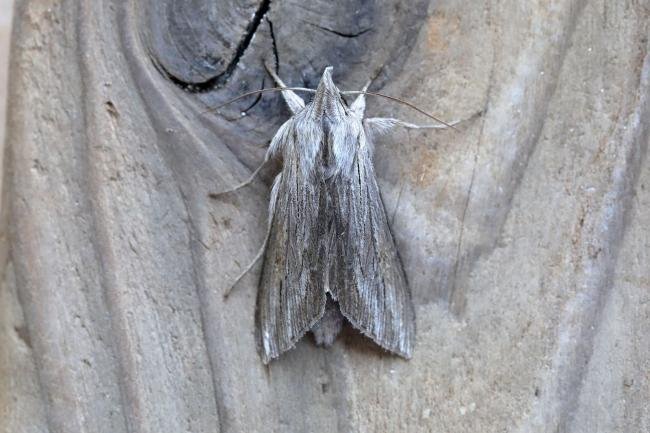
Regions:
[[386, 341, 414, 360], [259, 346, 282, 365], [257, 304, 328, 364], [394, 353, 411, 361], [339, 307, 415, 360], [399, 345, 414, 360]]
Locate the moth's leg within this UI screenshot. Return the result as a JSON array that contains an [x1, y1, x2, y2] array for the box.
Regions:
[[223, 232, 268, 299], [264, 63, 305, 114], [364, 117, 461, 134], [364, 109, 485, 134], [208, 159, 268, 198], [221, 173, 281, 298]]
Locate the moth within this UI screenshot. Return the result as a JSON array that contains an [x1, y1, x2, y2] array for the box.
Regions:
[[216, 66, 456, 364]]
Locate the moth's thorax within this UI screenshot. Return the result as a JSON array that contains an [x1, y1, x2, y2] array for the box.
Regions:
[[326, 110, 364, 177]]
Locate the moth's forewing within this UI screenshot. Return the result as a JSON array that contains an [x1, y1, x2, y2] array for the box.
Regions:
[[256, 112, 327, 364], [326, 116, 415, 359]]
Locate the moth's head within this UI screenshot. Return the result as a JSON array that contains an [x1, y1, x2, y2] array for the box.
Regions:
[[317, 66, 335, 90], [310, 66, 346, 119]]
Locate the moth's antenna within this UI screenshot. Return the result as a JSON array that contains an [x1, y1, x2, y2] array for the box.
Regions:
[[342, 91, 457, 130], [200, 81, 456, 130], [200, 87, 316, 116]]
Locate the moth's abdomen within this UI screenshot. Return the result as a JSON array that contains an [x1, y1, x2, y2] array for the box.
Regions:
[[311, 296, 344, 347]]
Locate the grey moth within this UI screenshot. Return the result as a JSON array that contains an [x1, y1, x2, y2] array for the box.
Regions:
[[255, 67, 420, 363]]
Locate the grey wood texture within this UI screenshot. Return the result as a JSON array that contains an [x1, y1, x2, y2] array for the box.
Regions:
[[1, 0, 649, 432]]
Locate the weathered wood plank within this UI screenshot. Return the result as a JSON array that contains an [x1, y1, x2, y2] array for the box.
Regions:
[[2, 1, 649, 432]]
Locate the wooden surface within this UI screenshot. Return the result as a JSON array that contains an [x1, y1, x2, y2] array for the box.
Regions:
[[2, 0, 649, 432]]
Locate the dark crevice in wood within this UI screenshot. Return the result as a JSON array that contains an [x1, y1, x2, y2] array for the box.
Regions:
[[13, 325, 31, 348], [267, 17, 280, 72], [302, 20, 373, 38], [241, 77, 266, 114], [159, 0, 272, 93]]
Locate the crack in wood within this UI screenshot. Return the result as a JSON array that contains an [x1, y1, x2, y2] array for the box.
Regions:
[[158, 0, 272, 92], [302, 20, 373, 38], [267, 17, 280, 72]]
